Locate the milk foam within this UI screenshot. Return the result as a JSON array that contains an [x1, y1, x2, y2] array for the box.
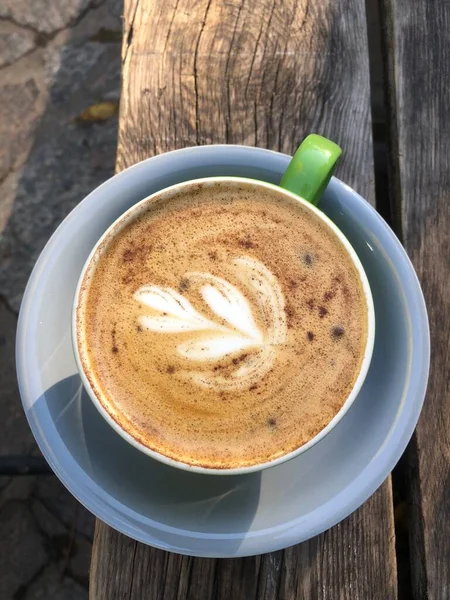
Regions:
[[134, 256, 287, 390], [81, 181, 369, 469]]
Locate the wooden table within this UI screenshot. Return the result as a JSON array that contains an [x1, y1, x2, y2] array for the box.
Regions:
[[89, 1, 449, 598]]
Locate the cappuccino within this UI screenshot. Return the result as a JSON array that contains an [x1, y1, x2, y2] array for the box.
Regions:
[[76, 180, 368, 469]]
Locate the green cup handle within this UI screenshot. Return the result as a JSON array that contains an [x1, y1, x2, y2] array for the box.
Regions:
[[280, 134, 342, 206]]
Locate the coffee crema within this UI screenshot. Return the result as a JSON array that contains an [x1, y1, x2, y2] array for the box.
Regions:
[[77, 181, 368, 469]]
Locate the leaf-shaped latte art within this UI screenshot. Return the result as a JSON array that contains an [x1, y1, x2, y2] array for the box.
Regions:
[[178, 334, 259, 361], [193, 274, 263, 342], [232, 257, 286, 344], [134, 286, 224, 332], [189, 346, 277, 391], [134, 256, 287, 390]]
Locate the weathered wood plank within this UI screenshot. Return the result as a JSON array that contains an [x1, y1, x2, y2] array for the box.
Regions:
[[381, 0, 450, 598], [117, 0, 375, 203], [91, 487, 395, 600], [90, 0, 397, 598]]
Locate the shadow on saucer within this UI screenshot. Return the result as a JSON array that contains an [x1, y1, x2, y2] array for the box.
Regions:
[[29, 375, 261, 553]]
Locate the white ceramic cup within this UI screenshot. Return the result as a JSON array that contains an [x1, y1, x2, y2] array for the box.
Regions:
[[72, 175, 375, 475]]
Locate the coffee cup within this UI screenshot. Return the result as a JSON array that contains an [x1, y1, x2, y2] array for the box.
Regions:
[[73, 135, 375, 474]]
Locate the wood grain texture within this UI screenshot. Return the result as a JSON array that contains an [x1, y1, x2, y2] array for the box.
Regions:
[[90, 1, 398, 598], [117, 0, 375, 202], [91, 487, 396, 600], [382, 0, 450, 598]]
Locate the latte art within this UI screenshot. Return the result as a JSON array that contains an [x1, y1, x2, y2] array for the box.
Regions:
[[134, 257, 287, 390], [78, 181, 369, 469]]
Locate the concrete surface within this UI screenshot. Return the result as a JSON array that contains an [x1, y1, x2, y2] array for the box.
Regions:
[[0, 1, 122, 597]]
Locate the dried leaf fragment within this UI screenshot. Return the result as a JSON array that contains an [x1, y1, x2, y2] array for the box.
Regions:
[[78, 101, 118, 122]]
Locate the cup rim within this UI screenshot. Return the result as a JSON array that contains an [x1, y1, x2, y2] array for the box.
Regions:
[[72, 176, 376, 475]]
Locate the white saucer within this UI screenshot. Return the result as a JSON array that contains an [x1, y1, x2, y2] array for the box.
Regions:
[[16, 146, 429, 557]]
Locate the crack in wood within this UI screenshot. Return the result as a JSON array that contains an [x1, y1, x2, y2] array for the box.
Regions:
[[225, 0, 244, 143], [122, 0, 140, 66], [163, 0, 181, 55], [126, 542, 138, 599], [193, 0, 213, 145]]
